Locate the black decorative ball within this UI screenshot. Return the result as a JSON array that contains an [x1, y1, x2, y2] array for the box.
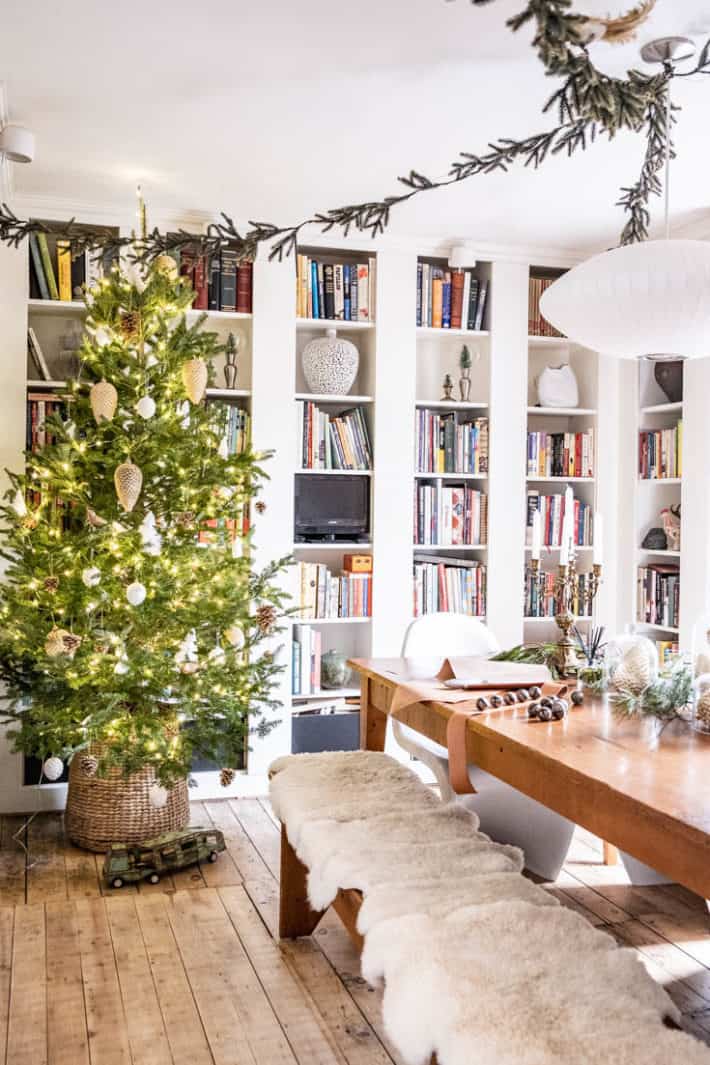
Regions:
[[489, 694, 503, 708], [476, 696, 490, 711], [539, 697, 553, 709], [538, 705, 553, 722], [550, 698, 567, 720], [571, 690, 585, 706], [528, 685, 542, 699], [516, 689, 530, 702], [504, 692, 517, 705], [527, 702, 540, 719]]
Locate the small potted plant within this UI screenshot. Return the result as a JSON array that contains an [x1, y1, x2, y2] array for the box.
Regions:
[[459, 345, 472, 401]]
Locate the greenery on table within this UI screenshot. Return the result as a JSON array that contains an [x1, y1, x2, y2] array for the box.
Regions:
[[609, 661, 694, 728], [492, 642, 563, 679]]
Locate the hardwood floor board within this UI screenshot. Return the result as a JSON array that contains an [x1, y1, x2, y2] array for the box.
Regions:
[[7, 903, 47, 1065], [610, 919, 710, 1010], [74, 897, 132, 1065], [0, 908, 13, 1065], [219, 884, 350, 1065], [258, 797, 280, 829], [231, 798, 281, 877], [553, 869, 632, 924], [189, 801, 242, 889], [64, 843, 102, 898], [168, 888, 297, 1065], [26, 813, 68, 904], [134, 894, 213, 1065], [543, 886, 607, 927], [105, 896, 174, 1065], [45, 900, 90, 1065], [0, 815, 27, 905]]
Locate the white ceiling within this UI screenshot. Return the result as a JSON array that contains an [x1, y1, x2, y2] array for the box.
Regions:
[[3, 0, 710, 254]]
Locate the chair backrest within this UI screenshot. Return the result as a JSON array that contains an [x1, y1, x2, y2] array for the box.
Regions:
[[401, 613, 500, 658]]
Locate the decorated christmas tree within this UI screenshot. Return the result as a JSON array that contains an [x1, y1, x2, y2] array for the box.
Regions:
[[0, 251, 288, 845]]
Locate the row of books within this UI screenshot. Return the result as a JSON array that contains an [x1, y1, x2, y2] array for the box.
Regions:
[[219, 406, 250, 456], [637, 564, 680, 629], [413, 484, 488, 546], [413, 555, 486, 617], [197, 513, 250, 547], [297, 562, 372, 619], [528, 276, 564, 338], [416, 411, 489, 474], [179, 249, 252, 314], [292, 624, 323, 696], [525, 490, 593, 548], [526, 429, 595, 479], [524, 568, 595, 618], [297, 402, 372, 471], [27, 395, 66, 452], [638, 424, 682, 480], [295, 255, 375, 321], [416, 266, 488, 331], [29, 233, 114, 302]]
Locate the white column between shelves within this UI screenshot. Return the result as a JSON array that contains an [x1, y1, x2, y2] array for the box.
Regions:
[[594, 353, 622, 634], [679, 357, 710, 649], [247, 250, 296, 776], [486, 260, 528, 649], [617, 358, 639, 634], [371, 248, 417, 655]]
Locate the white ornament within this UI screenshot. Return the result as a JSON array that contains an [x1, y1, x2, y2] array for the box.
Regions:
[[148, 783, 168, 809], [136, 395, 156, 420], [301, 328, 359, 394], [145, 353, 158, 369], [140, 511, 162, 556], [217, 437, 229, 460], [114, 655, 129, 675], [114, 461, 143, 512], [208, 643, 226, 665], [126, 581, 147, 606], [92, 325, 113, 348], [11, 489, 27, 517], [82, 566, 101, 588], [224, 624, 245, 650], [89, 380, 118, 424], [125, 261, 148, 293], [178, 401, 190, 429], [182, 358, 208, 404], [42, 756, 64, 782]]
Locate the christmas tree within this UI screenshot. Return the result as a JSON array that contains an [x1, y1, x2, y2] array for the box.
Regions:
[[0, 254, 288, 787]]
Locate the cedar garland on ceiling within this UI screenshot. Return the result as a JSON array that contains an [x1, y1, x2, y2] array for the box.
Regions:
[[1, 0, 708, 263]]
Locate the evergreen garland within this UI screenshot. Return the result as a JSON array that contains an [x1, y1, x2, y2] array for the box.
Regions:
[[0, 3, 708, 263], [609, 662, 694, 727]]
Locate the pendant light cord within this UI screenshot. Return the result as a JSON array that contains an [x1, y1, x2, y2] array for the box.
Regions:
[[663, 65, 672, 240]]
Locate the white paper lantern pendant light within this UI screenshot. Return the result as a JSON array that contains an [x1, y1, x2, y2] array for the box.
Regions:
[[540, 37, 710, 361]]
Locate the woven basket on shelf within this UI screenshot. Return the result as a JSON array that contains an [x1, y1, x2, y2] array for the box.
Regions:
[[65, 743, 190, 852]]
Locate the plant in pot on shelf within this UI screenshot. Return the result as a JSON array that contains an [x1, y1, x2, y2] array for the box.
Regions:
[[459, 344, 473, 402], [0, 257, 290, 851]]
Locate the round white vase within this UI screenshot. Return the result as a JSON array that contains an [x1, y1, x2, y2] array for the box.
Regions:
[[301, 328, 359, 394]]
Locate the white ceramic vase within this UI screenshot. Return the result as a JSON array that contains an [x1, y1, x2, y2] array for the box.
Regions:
[[536, 364, 579, 408], [301, 328, 359, 394]]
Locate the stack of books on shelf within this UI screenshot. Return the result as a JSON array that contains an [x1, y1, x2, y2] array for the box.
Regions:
[[296, 254, 375, 321], [416, 412, 488, 474], [416, 265, 488, 330], [297, 401, 372, 470], [29, 233, 116, 302], [291, 624, 322, 696], [528, 276, 564, 337], [524, 569, 594, 618], [414, 484, 487, 546], [176, 247, 252, 314], [297, 561, 372, 619], [413, 555, 486, 616], [27, 393, 67, 451], [525, 490, 593, 548], [218, 406, 250, 456], [638, 423, 682, 479], [637, 563, 680, 629], [527, 429, 594, 478]]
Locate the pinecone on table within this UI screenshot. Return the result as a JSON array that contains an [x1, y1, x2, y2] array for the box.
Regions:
[[255, 604, 277, 634], [220, 767, 236, 788]]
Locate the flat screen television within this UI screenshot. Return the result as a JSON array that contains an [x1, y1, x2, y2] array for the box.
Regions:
[[294, 474, 370, 541]]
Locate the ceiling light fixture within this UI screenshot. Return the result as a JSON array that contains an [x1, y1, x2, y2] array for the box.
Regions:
[[540, 37, 710, 361], [0, 124, 35, 164]]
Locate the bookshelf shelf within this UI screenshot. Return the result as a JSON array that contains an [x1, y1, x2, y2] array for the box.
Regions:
[[641, 401, 682, 415], [523, 545, 593, 553], [291, 616, 372, 626], [413, 543, 487, 551], [527, 406, 596, 417], [416, 327, 490, 339], [414, 472, 487, 481], [293, 542, 372, 551], [295, 468, 372, 476], [638, 477, 682, 485], [636, 622, 680, 635], [524, 615, 592, 622], [295, 393, 374, 404], [527, 335, 569, 346], [27, 379, 67, 390], [296, 317, 374, 332], [526, 476, 595, 484], [206, 388, 251, 400], [637, 548, 681, 558], [292, 688, 360, 702], [415, 399, 488, 411], [186, 309, 252, 323], [28, 298, 86, 316]]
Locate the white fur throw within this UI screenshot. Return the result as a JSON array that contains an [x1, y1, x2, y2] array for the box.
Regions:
[[270, 751, 710, 1065], [362, 901, 710, 1065]]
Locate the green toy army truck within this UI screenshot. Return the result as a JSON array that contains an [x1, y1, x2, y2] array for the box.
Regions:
[[103, 826, 226, 887]]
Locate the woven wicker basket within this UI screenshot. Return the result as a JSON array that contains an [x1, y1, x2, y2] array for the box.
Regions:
[[65, 743, 190, 852]]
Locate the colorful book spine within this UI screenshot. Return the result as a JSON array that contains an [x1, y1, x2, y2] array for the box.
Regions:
[[37, 234, 59, 300], [29, 234, 49, 300], [56, 240, 72, 302], [220, 249, 238, 312]]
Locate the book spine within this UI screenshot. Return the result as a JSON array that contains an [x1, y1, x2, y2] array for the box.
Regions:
[[343, 264, 351, 321], [57, 240, 72, 302], [357, 264, 368, 321], [208, 255, 221, 310], [450, 269, 464, 329], [29, 235, 50, 300], [368, 257, 376, 322], [474, 280, 488, 330], [37, 234, 59, 300], [193, 255, 208, 310], [416, 262, 423, 326], [236, 262, 252, 313], [467, 279, 479, 330], [442, 270, 452, 328], [333, 264, 344, 320], [220, 250, 238, 312], [324, 264, 335, 319], [432, 274, 443, 329], [311, 260, 320, 319]]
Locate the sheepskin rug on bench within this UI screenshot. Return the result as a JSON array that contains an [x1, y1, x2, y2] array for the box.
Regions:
[[270, 750, 710, 1065]]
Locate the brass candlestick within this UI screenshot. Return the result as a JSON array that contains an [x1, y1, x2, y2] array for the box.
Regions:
[[529, 557, 602, 677]]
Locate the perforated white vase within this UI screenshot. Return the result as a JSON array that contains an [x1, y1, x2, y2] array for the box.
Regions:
[[301, 329, 359, 395], [536, 364, 579, 409]]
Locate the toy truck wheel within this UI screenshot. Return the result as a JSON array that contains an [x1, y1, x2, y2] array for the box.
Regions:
[[208, 850, 219, 863], [148, 873, 160, 884], [111, 877, 124, 888]]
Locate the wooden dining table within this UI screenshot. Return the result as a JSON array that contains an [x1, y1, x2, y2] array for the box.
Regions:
[[349, 657, 710, 899]]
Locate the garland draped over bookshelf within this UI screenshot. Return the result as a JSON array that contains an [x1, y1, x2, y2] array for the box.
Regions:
[[1, 1, 709, 263]]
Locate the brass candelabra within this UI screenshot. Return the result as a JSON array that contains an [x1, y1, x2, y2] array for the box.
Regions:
[[529, 556, 602, 677]]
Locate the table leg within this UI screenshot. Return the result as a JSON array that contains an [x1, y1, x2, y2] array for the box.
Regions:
[[603, 841, 619, 866], [278, 825, 325, 939], [359, 676, 388, 751]]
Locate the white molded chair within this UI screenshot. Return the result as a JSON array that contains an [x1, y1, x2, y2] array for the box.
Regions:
[[392, 613, 575, 880]]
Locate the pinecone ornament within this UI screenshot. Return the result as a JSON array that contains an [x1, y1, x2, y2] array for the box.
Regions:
[[181, 358, 208, 404], [21, 514, 38, 530], [61, 633, 82, 658], [89, 380, 118, 424], [255, 500, 266, 514], [175, 511, 195, 529], [119, 310, 141, 341], [114, 461, 143, 512], [153, 254, 179, 280], [79, 754, 98, 777], [255, 604, 277, 634], [219, 767, 236, 788], [43, 576, 59, 593]]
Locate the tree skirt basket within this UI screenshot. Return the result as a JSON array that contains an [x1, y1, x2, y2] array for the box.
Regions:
[[65, 744, 190, 852]]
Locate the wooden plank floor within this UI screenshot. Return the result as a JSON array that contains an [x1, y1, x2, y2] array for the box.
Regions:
[[0, 801, 709, 1063]]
